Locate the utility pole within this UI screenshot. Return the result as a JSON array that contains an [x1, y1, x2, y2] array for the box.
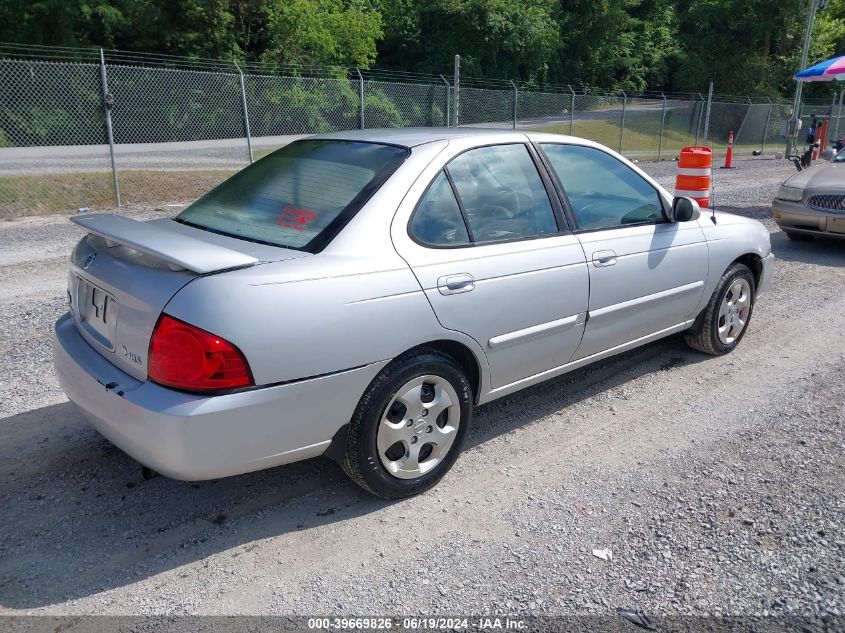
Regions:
[[788, 0, 829, 156]]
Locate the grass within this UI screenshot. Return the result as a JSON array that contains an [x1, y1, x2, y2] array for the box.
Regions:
[[528, 116, 770, 159], [0, 169, 236, 219], [254, 147, 276, 160]]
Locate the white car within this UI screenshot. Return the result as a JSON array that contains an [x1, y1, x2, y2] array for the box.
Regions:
[[53, 129, 774, 498]]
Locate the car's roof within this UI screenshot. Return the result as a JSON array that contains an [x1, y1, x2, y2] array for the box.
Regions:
[[309, 127, 604, 151], [309, 127, 532, 148]]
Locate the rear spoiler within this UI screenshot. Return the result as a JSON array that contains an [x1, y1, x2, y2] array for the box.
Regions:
[[71, 213, 258, 274]]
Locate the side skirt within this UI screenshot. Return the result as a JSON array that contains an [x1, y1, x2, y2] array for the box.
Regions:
[[478, 320, 694, 405]]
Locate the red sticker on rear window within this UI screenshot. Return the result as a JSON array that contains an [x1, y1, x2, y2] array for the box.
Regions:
[[276, 206, 317, 231]]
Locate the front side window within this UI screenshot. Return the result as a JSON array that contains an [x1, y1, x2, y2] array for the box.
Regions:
[[541, 144, 665, 230], [447, 144, 559, 243], [177, 140, 408, 251]]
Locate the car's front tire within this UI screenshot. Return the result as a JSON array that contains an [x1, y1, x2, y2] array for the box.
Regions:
[[685, 262, 756, 356], [342, 348, 473, 499]]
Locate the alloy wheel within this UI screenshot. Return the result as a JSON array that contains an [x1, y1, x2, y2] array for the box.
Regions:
[[717, 278, 752, 345]]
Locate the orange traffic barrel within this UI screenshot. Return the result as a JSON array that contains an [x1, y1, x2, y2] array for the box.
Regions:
[[674, 146, 711, 207]]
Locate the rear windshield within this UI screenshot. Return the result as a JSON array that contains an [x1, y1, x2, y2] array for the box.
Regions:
[[176, 140, 408, 251]]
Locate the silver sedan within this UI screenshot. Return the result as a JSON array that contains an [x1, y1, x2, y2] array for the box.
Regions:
[[53, 128, 775, 498]]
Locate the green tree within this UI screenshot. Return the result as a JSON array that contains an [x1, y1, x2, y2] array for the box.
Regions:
[[262, 0, 383, 68], [671, 0, 845, 95], [374, 0, 559, 81]]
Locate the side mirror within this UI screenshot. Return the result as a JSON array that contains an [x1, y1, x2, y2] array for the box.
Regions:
[[671, 197, 701, 223]]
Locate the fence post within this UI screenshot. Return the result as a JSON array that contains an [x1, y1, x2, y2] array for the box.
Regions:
[[453, 55, 461, 127], [440, 74, 451, 126], [510, 80, 518, 130], [569, 85, 576, 136], [658, 92, 667, 162], [834, 89, 844, 142], [356, 68, 365, 130], [98, 49, 120, 207], [619, 91, 627, 153], [761, 98, 773, 154], [702, 83, 713, 145], [734, 96, 753, 147], [694, 92, 705, 146], [233, 61, 253, 164]]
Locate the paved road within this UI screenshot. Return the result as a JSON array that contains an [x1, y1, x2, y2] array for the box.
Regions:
[[0, 135, 304, 175]]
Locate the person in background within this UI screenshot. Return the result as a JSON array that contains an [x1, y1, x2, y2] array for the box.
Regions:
[[806, 114, 818, 146]]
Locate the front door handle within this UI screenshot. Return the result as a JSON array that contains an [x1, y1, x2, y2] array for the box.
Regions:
[[592, 250, 617, 267], [438, 273, 475, 295]]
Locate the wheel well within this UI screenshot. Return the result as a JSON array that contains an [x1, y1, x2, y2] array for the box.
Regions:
[[416, 340, 482, 403], [732, 253, 763, 290]]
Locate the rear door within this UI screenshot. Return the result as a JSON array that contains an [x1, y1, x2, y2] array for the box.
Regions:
[[394, 142, 590, 390], [539, 142, 708, 360]]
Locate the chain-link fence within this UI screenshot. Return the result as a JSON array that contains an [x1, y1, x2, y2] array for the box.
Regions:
[[0, 44, 832, 217]]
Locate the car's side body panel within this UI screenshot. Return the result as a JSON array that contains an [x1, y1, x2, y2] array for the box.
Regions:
[[399, 234, 589, 389], [574, 221, 708, 359]]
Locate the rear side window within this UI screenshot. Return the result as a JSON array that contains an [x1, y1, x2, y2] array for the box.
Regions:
[[177, 140, 408, 251], [410, 171, 470, 246], [541, 144, 664, 230]]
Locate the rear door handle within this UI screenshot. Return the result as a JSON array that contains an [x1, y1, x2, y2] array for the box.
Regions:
[[438, 273, 475, 295], [592, 250, 617, 267]]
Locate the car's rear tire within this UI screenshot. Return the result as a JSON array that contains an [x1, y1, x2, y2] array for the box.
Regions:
[[684, 262, 755, 356], [785, 230, 813, 241], [342, 348, 473, 499]]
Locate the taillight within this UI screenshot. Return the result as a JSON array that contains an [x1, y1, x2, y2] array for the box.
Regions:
[[148, 315, 253, 392]]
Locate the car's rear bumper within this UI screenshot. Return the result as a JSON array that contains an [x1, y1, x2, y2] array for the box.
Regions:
[[772, 199, 845, 239], [53, 312, 387, 480]]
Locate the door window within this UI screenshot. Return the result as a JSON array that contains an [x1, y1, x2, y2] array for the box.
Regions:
[[541, 144, 665, 230], [447, 144, 558, 242]]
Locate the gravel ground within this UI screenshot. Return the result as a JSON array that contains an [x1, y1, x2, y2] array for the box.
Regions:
[[1, 157, 844, 624]]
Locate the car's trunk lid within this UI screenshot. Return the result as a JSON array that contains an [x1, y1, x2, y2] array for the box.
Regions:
[[68, 213, 308, 381]]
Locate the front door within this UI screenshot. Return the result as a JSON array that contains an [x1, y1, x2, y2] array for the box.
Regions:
[[396, 143, 590, 389], [539, 142, 709, 360]]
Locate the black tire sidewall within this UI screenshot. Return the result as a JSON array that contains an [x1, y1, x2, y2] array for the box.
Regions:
[[708, 265, 756, 354], [347, 352, 473, 499]]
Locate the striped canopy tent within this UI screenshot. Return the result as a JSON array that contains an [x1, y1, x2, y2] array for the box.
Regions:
[[794, 55, 845, 81]]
